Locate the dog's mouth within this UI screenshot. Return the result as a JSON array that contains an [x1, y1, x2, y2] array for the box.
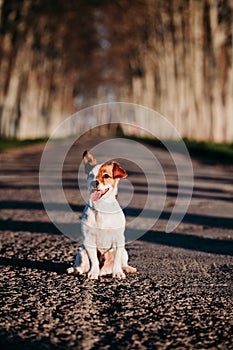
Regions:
[[90, 188, 109, 201]]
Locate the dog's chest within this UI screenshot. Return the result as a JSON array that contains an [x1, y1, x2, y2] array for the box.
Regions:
[[82, 201, 125, 230], [82, 203, 125, 251]]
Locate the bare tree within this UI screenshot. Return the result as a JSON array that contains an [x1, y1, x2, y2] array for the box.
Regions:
[[0, 0, 232, 141]]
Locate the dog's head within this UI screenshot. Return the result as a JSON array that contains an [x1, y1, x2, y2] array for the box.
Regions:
[[83, 150, 127, 202]]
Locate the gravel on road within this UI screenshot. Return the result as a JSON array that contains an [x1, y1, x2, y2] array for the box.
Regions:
[[0, 137, 232, 349]]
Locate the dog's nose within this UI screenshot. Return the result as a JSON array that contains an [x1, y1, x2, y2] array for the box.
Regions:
[[91, 180, 99, 188]]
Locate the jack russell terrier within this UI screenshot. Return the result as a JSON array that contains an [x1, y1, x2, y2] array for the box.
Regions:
[[67, 150, 136, 279]]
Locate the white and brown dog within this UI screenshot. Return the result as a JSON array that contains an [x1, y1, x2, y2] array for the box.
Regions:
[[67, 150, 136, 280]]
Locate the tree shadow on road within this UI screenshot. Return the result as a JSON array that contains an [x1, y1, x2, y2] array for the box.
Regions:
[[137, 230, 233, 256], [0, 204, 233, 256], [124, 207, 233, 229], [0, 219, 82, 235], [0, 256, 70, 275]]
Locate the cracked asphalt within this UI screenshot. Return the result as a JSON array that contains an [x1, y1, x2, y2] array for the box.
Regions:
[[0, 137, 232, 349]]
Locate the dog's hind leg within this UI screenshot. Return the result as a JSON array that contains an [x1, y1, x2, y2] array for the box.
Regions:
[[99, 249, 115, 276], [121, 248, 137, 274], [67, 245, 90, 275]]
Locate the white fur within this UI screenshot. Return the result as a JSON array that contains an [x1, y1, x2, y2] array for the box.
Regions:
[[67, 161, 136, 279]]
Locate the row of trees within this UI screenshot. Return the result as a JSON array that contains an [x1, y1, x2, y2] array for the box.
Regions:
[[0, 0, 232, 141]]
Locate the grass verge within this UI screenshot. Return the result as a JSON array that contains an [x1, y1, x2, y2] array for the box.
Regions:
[[0, 138, 48, 153], [123, 135, 233, 164], [0, 135, 232, 164], [183, 138, 233, 162]]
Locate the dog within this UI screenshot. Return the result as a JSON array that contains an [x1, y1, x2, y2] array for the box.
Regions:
[[67, 150, 136, 279]]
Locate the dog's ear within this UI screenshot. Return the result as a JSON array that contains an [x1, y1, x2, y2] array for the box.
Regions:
[[83, 150, 97, 174], [112, 162, 127, 179]]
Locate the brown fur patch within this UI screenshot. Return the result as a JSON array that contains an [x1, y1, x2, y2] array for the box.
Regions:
[[96, 162, 127, 186]]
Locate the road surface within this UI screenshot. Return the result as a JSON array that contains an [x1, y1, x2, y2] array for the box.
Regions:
[[0, 136, 232, 349]]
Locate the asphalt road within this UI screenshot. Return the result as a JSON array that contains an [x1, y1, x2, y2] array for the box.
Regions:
[[0, 137, 232, 349]]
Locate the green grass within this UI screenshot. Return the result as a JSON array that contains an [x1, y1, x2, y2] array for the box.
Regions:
[[123, 135, 233, 163], [0, 138, 48, 153], [0, 135, 232, 164], [183, 138, 233, 161]]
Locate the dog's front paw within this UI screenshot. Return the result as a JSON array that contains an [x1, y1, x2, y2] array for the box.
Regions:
[[113, 270, 126, 279], [67, 267, 75, 274], [67, 266, 86, 275], [100, 267, 113, 277], [88, 269, 99, 280]]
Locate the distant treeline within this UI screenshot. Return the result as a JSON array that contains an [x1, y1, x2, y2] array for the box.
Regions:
[[0, 0, 232, 141]]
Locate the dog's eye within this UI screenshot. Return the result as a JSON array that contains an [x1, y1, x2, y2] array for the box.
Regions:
[[103, 174, 110, 179]]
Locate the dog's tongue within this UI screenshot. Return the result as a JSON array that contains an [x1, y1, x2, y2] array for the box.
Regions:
[[90, 189, 107, 201]]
